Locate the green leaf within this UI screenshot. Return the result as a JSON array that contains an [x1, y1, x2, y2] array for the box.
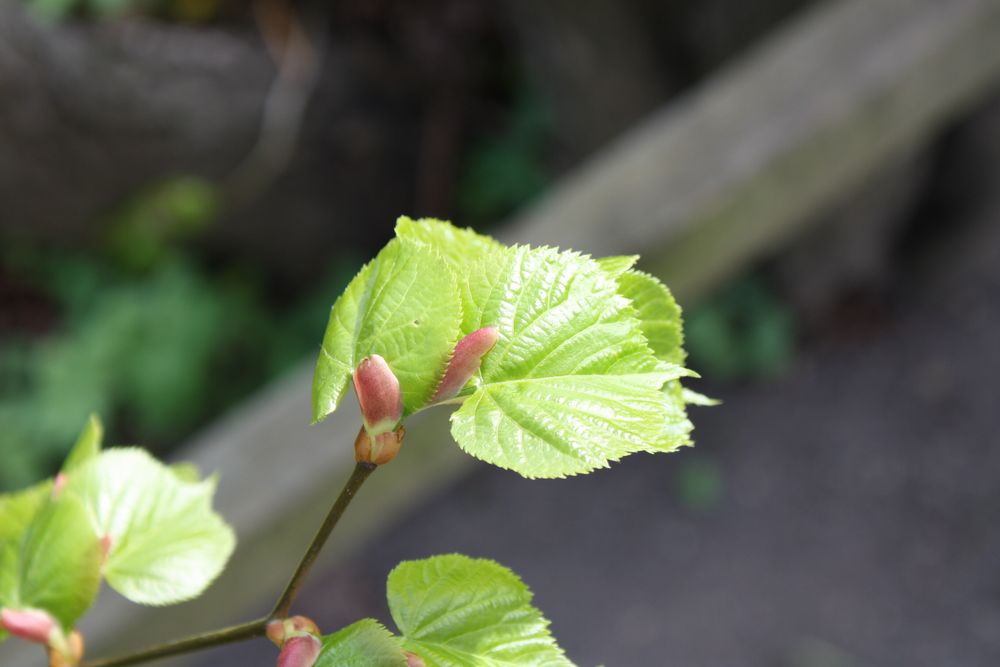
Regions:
[[395, 217, 503, 266], [315, 619, 407, 667], [595, 255, 638, 277], [0, 483, 50, 643], [64, 449, 235, 606], [388, 554, 573, 667], [450, 245, 690, 477], [614, 269, 709, 429], [682, 388, 720, 406], [63, 413, 103, 472], [169, 462, 202, 483], [17, 495, 102, 632], [0, 485, 101, 639], [615, 270, 685, 366], [313, 260, 374, 421], [313, 239, 462, 421]]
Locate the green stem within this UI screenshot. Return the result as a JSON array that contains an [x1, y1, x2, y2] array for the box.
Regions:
[[79, 619, 268, 667], [78, 459, 378, 667], [271, 461, 376, 618]]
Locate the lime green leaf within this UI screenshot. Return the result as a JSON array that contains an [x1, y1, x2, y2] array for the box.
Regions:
[[315, 619, 407, 667], [595, 255, 638, 277], [614, 269, 703, 443], [17, 495, 102, 632], [615, 270, 684, 366], [169, 462, 202, 483], [65, 449, 235, 606], [450, 245, 690, 477], [313, 260, 374, 422], [63, 413, 103, 472], [388, 555, 573, 667], [453, 370, 691, 477], [0, 484, 50, 643], [682, 388, 720, 406], [313, 239, 462, 421], [395, 217, 503, 266], [0, 485, 101, 639]]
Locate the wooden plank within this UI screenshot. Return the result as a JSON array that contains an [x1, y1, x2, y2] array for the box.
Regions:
[[503, 0, 1000, 302]]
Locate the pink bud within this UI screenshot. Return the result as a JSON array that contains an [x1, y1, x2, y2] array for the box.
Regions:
[[353, 355, 403, 436], [432, 327, 500, 402], [277, 635, 322, 667], [1, 608, 56, 645], [405, 650, 427, 667], [52, 473, 68, 498], [100, 535, 113, 564]]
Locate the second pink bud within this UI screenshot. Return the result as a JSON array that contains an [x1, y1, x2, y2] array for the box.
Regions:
[[432, 327, 500, 403]]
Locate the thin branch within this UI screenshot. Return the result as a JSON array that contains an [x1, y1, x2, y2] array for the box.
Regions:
[[271, 461, 377, 619], [79, 619, 268, 667]]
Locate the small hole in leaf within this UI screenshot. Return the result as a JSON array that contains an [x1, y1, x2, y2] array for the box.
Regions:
[[413, 320, 420, 326]]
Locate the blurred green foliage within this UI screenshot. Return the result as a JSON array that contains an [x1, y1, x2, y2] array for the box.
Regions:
[[458, 94, 549, 225], [685, 276, 795, 382], [0, 178, 357, 492], [27, 0, 222, 21], [107, 176, 219, 272]]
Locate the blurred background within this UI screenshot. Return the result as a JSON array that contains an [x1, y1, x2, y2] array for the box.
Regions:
[[2, 0, 1000, 665]]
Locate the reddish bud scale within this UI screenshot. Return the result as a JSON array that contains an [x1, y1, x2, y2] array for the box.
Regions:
[[432, 327, 500, 402], [52, 473, 68, 498], [353, 355, 404, 436], [1, 608, 55, 645], [277, 635, 322, 667], [266, 620, 286, 647], [405, 650, 427, 667], [48, 630, 84, 667], [267, 616, 321, 648], [100, 535, 113, 564], [354, 425, 405, 465]]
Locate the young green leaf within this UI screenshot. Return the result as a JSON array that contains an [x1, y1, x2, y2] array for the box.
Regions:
[[387, 555, 573, 667], [450, 244, 691, 477], [394, 216, 503, 267], [313, 239, 462, 422], [0, 486, 101, 641], [595, 255, 639, 278], [613, 268, 702, 434], [64, 448, 235, 606], [63, 413, 103, 473], [15, 496, 102, 633], [169, 461, 202, 483], [0, 484, 50, 643], [615, 269, 685, 366], [682, 388, 721, 406], [314, 619, 408, 667]]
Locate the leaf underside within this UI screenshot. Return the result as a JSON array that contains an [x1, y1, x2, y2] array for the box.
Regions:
[[64, 448, 235, 606]]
